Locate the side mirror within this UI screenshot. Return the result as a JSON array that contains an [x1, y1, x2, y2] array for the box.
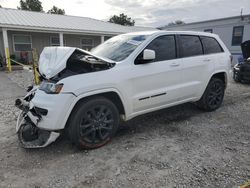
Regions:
[[143, 49, 155, 61]]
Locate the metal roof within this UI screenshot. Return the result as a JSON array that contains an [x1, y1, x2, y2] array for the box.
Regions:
[[161, 14, 250, 29], [0, 8, 156, 34]]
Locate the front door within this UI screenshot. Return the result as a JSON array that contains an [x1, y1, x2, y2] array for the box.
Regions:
[[129, 35, 183, 113]]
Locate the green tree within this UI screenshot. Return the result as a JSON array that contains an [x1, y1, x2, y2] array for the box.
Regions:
[[47, 6, 65, 15], [109, 13, 135, 26], [167, 20, 185, 26], [17, 0, 43, 12]]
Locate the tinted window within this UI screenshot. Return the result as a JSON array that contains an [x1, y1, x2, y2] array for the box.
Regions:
[[201, 36, 223, 54], [145, 35, 176, 62], [232, 26, 244, 46], [179, 35, 203, 58]]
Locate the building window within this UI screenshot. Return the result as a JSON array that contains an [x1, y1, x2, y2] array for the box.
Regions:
[[50, 36, 66, 46], [232, 26, 244, 46], [13, 35, 32, 52], [81, 38, 94, 51], [204, 29, 213, 33]]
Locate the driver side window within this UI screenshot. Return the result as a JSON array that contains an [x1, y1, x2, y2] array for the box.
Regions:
[[135, 35, 176, 64]]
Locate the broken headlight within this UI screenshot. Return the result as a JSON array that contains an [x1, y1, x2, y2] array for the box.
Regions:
[[39, 82, 64, 94], [234, 64, 240, 71]]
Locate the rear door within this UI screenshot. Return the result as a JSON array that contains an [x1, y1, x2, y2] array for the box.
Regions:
[[177, 35, 212, 99]]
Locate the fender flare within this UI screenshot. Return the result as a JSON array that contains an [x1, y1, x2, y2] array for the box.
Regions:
[[199, 70, 228, 100], [60, 88, 128, 129], [209, 70, 228, 85]]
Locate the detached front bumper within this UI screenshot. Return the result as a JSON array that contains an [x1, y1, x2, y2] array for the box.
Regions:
[[30, 89, 76, 130], [15, 88, 76, 148]]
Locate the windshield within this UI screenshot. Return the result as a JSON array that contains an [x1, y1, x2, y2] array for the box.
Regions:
[[91, 34, 148, 61]]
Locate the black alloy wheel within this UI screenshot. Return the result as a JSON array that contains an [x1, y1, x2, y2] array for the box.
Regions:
[[67, 97, 120, 149], [197, 78, 225, 111], [206, 81, 224, 109], [79, 105, 115, 144]]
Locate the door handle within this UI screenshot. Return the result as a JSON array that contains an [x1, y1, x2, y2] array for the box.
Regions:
[[170, 62, 180, 67], [204, 58, 211, 62]]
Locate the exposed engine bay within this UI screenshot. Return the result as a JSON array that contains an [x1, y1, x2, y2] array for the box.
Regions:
[[233, 40, 250, 82], [47, 49, 115, 82], [15, 47, 116, 148]]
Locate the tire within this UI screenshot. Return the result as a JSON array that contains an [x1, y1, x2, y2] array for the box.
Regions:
[[196, 78, 225, 112], [67, 96, 120, 149], [233, 71, 241, 82]]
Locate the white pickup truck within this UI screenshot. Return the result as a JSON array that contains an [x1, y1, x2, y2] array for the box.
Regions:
[[15, 30, 231, 149]]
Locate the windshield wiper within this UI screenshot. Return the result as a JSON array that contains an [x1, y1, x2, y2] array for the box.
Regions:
[[81, 55, 107, 64]]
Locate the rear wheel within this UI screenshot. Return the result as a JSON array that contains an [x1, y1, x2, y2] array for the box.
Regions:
[[196, 78, 225, 112], [67, 97, 120, 149]]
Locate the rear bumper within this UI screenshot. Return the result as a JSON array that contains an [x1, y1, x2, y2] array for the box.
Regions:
[[30, 89, 76, 130]]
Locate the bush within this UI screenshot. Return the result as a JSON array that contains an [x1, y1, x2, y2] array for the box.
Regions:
[[9, 54, 19, 66], [0, 54, 3, 67], [10, 54, 16, 60]]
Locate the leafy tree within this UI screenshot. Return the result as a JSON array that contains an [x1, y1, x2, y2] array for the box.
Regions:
[[167, 20, 185, 26], [47, 6, 65, 15], [0, 5, 2, 8], [17, 0, 43, 12], [109, 13, 135, 26]]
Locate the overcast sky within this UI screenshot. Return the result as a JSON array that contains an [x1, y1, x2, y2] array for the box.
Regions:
[[0, 0, 250, 27]]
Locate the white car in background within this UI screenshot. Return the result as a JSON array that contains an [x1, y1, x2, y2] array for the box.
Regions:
[[15, 31, 231, 149]]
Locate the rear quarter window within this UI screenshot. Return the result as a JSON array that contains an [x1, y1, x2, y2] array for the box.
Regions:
[[201, 36, 224, 54], [179, 35, 203, 58]]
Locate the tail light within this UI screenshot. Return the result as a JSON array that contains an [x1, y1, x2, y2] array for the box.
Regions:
[[230, 55, 233, 62], [230, 55, 233, 67]]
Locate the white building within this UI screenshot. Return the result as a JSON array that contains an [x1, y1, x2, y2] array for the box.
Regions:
[[161, 14, 250, 63]]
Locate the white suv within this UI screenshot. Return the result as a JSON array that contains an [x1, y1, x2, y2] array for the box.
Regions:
[[15, 31, 231, 149]]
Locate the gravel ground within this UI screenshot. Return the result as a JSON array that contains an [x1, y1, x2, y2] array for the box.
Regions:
[[7, 70, 34, 89], [1, 70, 250, 188]]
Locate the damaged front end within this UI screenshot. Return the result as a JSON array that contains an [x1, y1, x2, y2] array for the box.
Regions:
[[15, 47, 116, 148], [15, 87, 60, 148]]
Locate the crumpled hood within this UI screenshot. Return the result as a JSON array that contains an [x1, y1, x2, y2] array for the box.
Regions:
[[39, 47, 114, 79]]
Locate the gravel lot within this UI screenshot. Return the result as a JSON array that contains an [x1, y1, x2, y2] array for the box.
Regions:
[[0, 70, 250, 188]]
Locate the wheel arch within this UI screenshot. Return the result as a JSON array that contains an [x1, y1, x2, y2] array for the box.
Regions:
[[63, 89, 127, 129], [197, 71, 227, 111], [210, 71, 228, 87], [198, 70, 228, 101]]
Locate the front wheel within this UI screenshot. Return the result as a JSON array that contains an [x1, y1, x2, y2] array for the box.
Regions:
[[67, 97, 120, 149], [196, 78, 225, 112]]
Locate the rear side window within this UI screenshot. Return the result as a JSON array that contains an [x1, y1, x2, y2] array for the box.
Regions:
[[201, 36, 223, 54], [179, 35, 203, 58], [146, 35, 176, 62]]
